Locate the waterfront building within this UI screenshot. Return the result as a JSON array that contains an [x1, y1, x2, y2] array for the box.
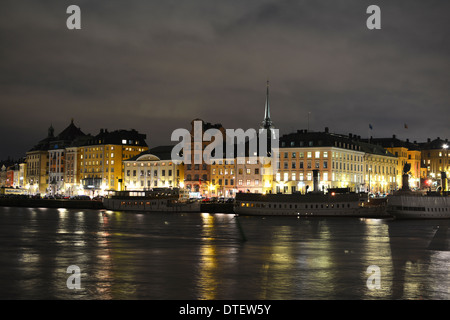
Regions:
[[123, 146, 184, 191], [77, 128, 148, 195], [5, 166, 14, 188], [47, 120, 87, 195], [7, 161, 26, 189], [235, 155, 264, 194], [359, 141, 398, 194], [276, 128, 397, 195], [25, 125, 55, 194], [276, 128, 365, 194], [419, 137, 449, 190], [64, 135, 92, 196], [182, 119, 226, 197], [209, 157, 236, 198], [369, 135, 421, 189]]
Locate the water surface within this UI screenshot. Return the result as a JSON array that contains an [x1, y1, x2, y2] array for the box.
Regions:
[[0, 206, 448, 300]]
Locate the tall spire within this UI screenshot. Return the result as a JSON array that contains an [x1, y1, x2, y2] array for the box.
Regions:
[[261, 80, 274, 129]]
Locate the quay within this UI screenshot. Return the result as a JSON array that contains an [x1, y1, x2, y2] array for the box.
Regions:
[[0, 196, 235, 213], [0, 197, 104, 209]]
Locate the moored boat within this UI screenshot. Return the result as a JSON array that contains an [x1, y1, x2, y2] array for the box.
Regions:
[[233, 170, 387, 217], [386, 166, 450, 219], [103, 187, 200, 212], [234, 190, 386, 217]]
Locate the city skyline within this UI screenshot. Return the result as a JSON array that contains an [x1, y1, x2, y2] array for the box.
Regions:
[[1, 0, 449, 160]]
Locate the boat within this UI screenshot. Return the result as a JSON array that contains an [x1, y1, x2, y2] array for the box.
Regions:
[[102, 187, 201, 212], [233, 170, 387, 217], [386, 165, 450, 219]]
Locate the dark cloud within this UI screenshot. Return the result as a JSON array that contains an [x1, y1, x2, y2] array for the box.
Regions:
[[0, 0, 449, 160]]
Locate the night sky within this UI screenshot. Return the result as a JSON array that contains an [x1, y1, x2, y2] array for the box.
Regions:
[[1, 0, 449, 160]]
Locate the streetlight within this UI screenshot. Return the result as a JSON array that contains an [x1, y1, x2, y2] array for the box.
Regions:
[[443, 144, 448, 192]]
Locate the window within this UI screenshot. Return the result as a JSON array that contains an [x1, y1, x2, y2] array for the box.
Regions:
[[315, 151, 320, 158]]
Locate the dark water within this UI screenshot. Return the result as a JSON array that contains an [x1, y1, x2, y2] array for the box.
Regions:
[[0, 206, 448, 300]]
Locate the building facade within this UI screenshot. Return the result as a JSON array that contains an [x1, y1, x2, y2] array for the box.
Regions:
[[275, 129, 397, 195], [48, 120, 87, 195], [25, 125, 55, 194], [420, 137, 449, 190], [123, 146, 184, 191], [78, 128, 148, 195], [369, 136, 421, 189], [182, 119, 226, 196]]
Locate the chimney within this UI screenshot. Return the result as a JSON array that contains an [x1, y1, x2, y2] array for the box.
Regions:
[[325, 127, 329, 133], [393, 134, 396, 139]]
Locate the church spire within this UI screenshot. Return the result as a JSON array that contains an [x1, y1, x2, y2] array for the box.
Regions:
[[261, 80, 274, 129]]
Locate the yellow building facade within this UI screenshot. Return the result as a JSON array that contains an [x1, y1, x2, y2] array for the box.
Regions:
[[77, 129, 148, 195], [123, 146, 184, 191]]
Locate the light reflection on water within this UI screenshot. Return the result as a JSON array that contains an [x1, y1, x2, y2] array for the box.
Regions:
[[0, 207, 448, 300]]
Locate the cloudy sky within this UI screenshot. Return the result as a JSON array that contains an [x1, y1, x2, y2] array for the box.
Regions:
[[1, 0, 449, 160]]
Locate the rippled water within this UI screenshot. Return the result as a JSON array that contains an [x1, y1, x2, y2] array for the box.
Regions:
[[0, 206, 448, 300]]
